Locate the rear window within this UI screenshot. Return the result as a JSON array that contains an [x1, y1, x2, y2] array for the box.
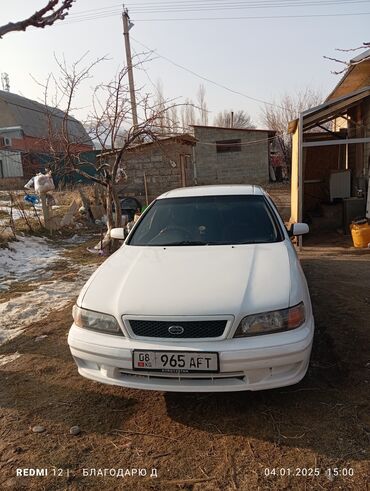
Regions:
[[128, 195, 283, 246]]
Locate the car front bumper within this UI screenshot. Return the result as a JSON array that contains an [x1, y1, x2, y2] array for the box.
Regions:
[[68, 317, 314, 392]]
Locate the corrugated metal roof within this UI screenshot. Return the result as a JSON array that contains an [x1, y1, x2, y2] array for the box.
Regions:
[[0, 90, 91, 144], [288, 86, 370, 133], [350, 48, 370, 63]]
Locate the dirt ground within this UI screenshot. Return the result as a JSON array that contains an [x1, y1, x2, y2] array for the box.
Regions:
[[0, 198, 369, 490]]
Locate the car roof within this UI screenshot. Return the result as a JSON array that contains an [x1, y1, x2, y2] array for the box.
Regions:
[[158, 185, 265, 199]]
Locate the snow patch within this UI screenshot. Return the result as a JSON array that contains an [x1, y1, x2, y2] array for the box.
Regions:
[[0, 264, 95, 346], [0, 352, 21, 367], [0, 201, 42, 226], [0, 327, 24, 346], [0, 235, 63, 291]]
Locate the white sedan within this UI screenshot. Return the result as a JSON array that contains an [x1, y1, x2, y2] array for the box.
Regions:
[[68, 185, 314, 392]]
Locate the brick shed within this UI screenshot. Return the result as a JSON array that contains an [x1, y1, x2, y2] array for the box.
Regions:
[[192, 125, 275, 186], [111, 134, 196, 203]]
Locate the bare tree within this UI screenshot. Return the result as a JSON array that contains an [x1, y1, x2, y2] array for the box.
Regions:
[[197, 84, 208, 126], [150, 82, 207, 132], [261, 88, 323, 168], [0, 0, 74, 38], [169, 105, 180, 133], [148, 80, 192, 134], [179, 98, 197, 131], [152, 80, 167, 135], [41, 55, 184, 238], [214, 109, 255, 129]]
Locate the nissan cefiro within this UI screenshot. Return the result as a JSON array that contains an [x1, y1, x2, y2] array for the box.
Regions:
[[68, 185, 314, 392]]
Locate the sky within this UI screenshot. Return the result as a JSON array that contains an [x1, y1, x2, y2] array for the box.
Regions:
[[0, 0, 369, 129]]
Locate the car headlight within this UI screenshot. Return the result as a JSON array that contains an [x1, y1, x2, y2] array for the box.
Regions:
[[234, 302, 305, 337], [72, 305, 123, 336]]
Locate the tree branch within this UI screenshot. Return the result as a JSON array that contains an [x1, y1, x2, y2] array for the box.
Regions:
[[335, 42, 370, 53], [0, 0, 74, 39]]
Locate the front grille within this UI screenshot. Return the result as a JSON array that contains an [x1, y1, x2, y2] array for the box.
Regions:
[[128, 319, 227, 338]]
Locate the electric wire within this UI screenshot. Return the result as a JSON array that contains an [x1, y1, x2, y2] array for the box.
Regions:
[[131, 36, 289, 110], [62, 0, 370, 24], [67, 0, 370, 17], [130, 12, 370, 21], [128, 0, 370, 13]]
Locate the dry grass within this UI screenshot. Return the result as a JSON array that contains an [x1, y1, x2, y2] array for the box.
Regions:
[[0, 186, 100, 243], [0, 177, 24, 191], [53, 185, 95, 207], [63, 237, 107, 266]]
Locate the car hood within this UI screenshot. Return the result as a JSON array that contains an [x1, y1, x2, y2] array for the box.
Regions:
[[80, 242, 293, 317]]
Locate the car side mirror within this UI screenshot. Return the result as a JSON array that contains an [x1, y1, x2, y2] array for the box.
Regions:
[[110, 228, 126, 240], [289, 223, 309, 236]]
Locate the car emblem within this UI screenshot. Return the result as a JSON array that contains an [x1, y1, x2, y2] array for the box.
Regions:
[[168, 325, 184, 335]]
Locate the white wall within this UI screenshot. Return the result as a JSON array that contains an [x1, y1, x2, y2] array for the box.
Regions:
[[0, 150, 23, 178]]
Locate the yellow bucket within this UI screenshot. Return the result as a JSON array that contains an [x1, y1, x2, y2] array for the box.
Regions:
[[350, 220, 370, 248]]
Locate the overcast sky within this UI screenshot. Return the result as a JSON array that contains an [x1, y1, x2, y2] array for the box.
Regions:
[[0, 0, 369, 127]]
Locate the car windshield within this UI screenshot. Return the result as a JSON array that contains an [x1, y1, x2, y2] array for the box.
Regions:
[[128, 195, 283, 246]]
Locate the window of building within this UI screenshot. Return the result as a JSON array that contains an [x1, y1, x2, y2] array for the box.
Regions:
[[216, 139, 242, 153]]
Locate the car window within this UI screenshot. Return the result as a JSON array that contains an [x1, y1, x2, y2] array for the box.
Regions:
[[128, 195, 283, 246]]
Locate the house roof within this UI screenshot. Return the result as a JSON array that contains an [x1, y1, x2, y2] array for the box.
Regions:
[[288, 86, 370, 133], [0, 90, 91, 145], [350, 48, 370, 63], [132, 133, 196, 148], [326, 48, 370, 101], [191, 124, 275, 135]]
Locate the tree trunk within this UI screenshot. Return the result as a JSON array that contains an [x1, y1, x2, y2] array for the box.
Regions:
[[112, 186, 122, 228], [106, 182, 114, 232]]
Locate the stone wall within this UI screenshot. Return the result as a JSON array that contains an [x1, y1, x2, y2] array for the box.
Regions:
[[115, 140, 194, 203], [193, 126, 271, 185]]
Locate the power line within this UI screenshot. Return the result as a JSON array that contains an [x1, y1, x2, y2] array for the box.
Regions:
[[131, 11, 370, 21], [68, 0, 370, 16], [62, 10, 370, 26], [131, 37, 292, 110], [131, 47, 162, 96], [64, 0, 370, 23], [128, 0, 370, 13], [130, 37, 370, 122], [127, 0, 369, 4]]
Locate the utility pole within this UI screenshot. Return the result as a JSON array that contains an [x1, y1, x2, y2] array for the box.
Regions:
[[122, 7, 138, 128]]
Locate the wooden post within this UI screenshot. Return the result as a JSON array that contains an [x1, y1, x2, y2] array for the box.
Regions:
[[40, 193, 50, 229], [143, 171, 149, 205], [293, 114, 304, 250], [180, 154, 186, 187]]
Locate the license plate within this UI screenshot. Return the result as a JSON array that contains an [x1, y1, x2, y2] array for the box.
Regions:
[[132, 350, 219, 373]]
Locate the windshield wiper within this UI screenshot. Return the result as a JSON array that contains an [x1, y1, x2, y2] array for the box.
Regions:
[[238, 240, 267, 244], [160, 240, 208, 246]]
